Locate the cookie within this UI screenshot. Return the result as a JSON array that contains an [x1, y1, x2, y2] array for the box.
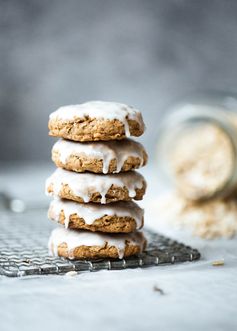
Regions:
[[48, 101, 145, 141], [48, 198, 144, 233], [45, 168, 146, 204], [52, 138, 148, 174], [48, 227, 146, 259]]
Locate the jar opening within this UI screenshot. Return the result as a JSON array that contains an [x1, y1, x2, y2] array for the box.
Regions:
[[158, 104, 237, 200]]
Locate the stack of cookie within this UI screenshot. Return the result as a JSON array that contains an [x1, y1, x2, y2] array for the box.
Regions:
[[46, 101, 148, 260]]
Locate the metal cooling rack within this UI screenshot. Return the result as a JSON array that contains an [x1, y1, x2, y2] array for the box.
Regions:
[[0, 210, 200, 277]]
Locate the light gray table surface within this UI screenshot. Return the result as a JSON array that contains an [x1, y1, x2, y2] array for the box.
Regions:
[[0, 163, 236, 331]]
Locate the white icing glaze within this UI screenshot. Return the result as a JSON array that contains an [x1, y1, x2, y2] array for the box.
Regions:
[[49, 198, 144, 229], [48, 227, 145, 259], [52, 138, 147, 174], [49, 101, 145, 137], [45, 168, 145, 204]]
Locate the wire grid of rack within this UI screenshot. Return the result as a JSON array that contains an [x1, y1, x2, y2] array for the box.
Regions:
[[0, 210, 200, 277]]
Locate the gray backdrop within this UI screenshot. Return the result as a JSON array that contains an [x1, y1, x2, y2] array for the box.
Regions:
[[1, 0, 237, 161]]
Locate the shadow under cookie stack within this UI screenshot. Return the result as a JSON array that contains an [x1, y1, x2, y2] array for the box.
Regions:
[[46, 101, 148, 260]]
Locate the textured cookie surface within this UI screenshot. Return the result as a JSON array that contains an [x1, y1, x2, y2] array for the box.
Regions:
[[48, 227, 146, 259], [45, 168, 146, 204], [48, 199, 144, 233], [48, 101, 145, 141], [52, 138, 148, 174]]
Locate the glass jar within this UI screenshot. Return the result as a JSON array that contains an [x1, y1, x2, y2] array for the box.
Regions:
[[157, 92, 237, 201]]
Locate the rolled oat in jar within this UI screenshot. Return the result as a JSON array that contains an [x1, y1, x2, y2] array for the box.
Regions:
[[157, 97, 237, 201]]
